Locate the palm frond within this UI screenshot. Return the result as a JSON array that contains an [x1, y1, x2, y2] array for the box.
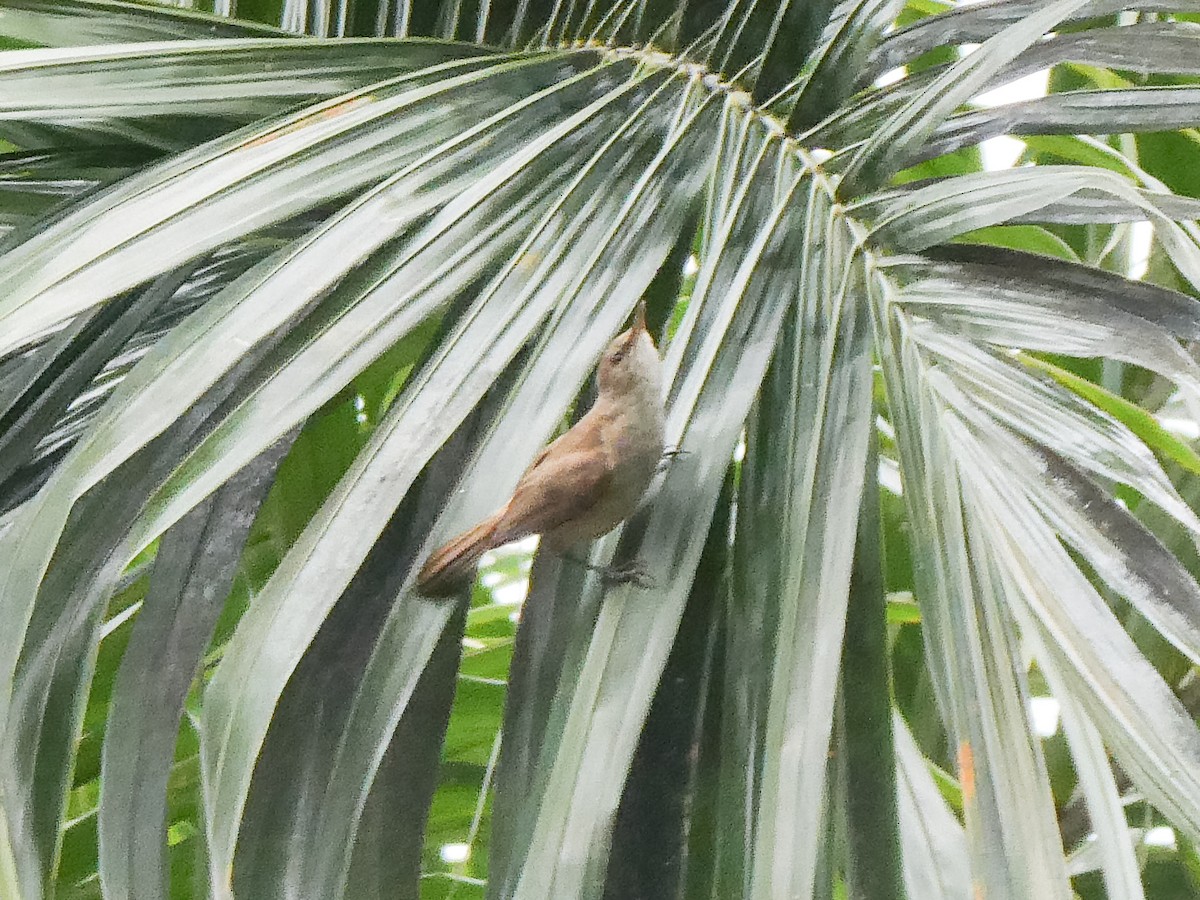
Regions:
[[7, 1, 1200, 899]]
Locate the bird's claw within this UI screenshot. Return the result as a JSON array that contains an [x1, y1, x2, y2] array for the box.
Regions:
[[599, 559, 653, 589], [657, 446, 688, 472], [560, 554, 654, 589]]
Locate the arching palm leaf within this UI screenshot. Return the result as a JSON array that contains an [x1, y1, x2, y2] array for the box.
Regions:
[[4, 1, 1200, 899]]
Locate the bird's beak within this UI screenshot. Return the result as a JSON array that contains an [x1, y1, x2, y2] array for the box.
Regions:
[[632, 299, 647, 334]]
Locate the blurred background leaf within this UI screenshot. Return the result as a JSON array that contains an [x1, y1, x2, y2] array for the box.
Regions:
[[6, 1, 1200, 899]]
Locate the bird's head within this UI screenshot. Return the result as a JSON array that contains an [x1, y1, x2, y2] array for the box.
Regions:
[[597, 300, 660, 397]]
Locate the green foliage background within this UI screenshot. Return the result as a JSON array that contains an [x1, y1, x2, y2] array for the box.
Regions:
[[6, 1, 1200, 899]]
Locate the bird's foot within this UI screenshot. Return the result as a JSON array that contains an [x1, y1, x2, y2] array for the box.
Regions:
[[657, 446, 688, 472], [561, 555, 654, 589], [599, 559, 653, 589]]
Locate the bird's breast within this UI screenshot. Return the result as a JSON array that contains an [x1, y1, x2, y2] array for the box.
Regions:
[[542, 402, 664, 549]]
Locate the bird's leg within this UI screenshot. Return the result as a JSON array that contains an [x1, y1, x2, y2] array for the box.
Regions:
[[560, 554, 653, 589]]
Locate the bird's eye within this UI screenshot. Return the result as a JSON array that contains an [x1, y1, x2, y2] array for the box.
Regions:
[[610, 349, 626, 363]]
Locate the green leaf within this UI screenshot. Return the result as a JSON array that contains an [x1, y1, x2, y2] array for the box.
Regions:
[[952, 225, 1079, 261], [925, 87, 1200, 163], [953, 418, 1200, 846], [0, 38, 492, 142], [784, 0, 906, 131], [0, 0, 284, 47], [202, 71, 719, 900], [14, 3, 1200, 899], [507, 132, 808, 900], [839, 433, 906, 900], [1046, 665, 1146, 900], [0, 51, 600, 358], [840, 0, 1093, 194], [893, 714, 970, 900], [1021, 353, 1200, 478], [872, 273, 1074, 899], [98, 443, 288, 900]]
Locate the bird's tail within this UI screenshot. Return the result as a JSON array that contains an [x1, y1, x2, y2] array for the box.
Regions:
[[416, 512, 503, 597]]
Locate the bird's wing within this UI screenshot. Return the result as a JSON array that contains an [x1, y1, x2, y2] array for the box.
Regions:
[[491, 420, 613, 545], [527, 406, 614, 470]]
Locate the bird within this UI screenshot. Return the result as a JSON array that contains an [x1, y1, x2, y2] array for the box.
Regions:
[[416, 300, 665, 596]]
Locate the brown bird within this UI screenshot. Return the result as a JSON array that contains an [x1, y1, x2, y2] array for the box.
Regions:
[[417, 301, 665, 596]]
